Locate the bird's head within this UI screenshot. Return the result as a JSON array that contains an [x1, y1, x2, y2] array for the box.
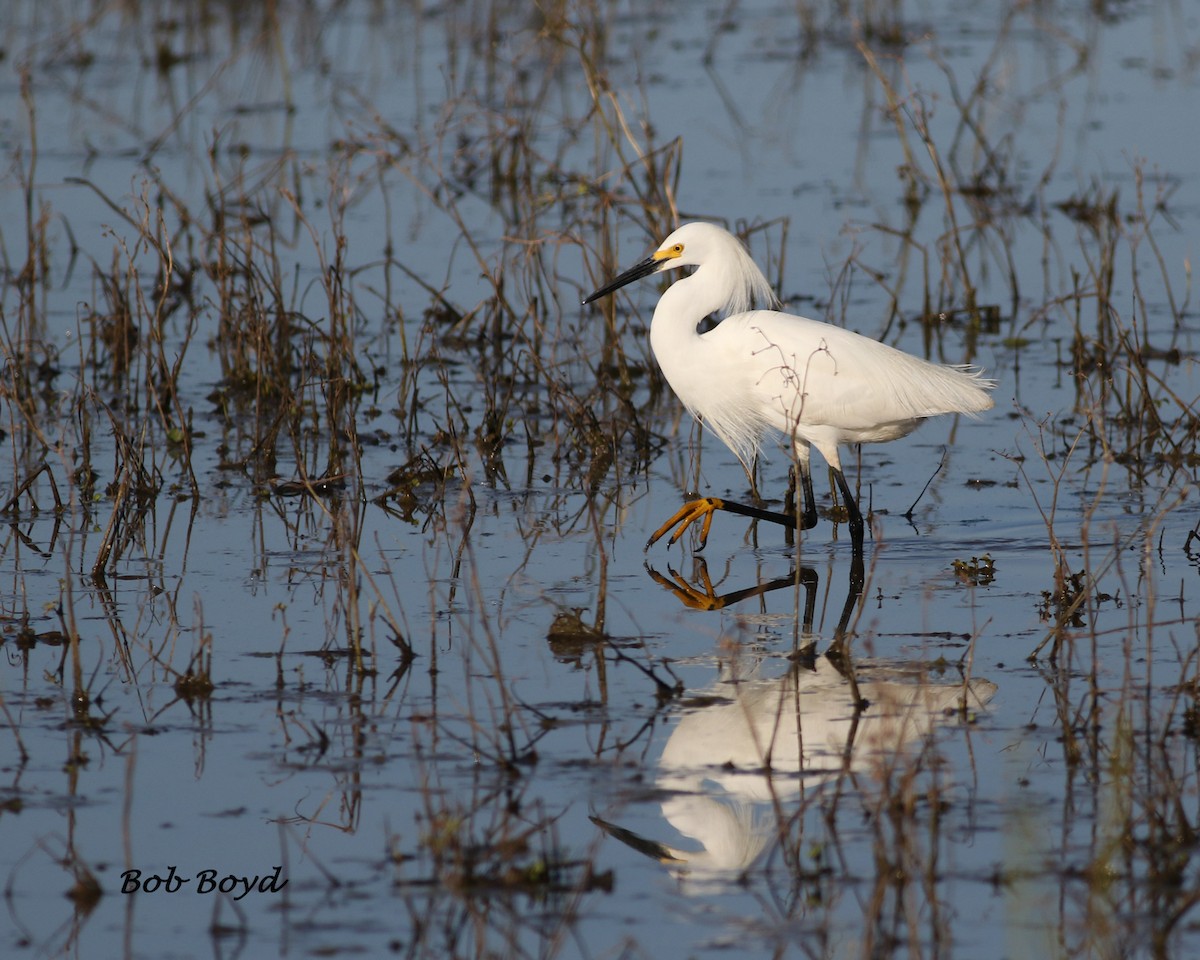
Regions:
[[583, 222, 778, 317]]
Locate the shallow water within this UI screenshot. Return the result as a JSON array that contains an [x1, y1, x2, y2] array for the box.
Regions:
[[2, 1, 1199, 958]]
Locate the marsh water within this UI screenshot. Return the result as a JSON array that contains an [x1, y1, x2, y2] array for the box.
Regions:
[[2, 1, 1199, 957]]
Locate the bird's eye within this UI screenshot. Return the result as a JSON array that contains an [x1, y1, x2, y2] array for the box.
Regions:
[[671, 243, 684, 254]]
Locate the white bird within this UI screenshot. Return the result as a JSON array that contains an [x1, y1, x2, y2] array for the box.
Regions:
[[583, 221, 994, 552]]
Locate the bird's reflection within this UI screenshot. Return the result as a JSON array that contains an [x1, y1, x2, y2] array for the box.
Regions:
[[593, 644, 995, 883], [646, 552, 864, 646], [646, 560, 818, 613]]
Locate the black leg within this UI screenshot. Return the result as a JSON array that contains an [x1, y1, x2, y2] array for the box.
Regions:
[[832, 467, 865, 554], [796, 459, 819, 530], [784, 468, 797, 547]]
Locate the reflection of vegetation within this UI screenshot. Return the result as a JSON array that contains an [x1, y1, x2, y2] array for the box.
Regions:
[[1037, 568, 1089, 629], [401, 794, 609, 897]]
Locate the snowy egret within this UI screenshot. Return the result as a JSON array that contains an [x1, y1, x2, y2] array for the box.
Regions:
[[583, 222, 994, 552]]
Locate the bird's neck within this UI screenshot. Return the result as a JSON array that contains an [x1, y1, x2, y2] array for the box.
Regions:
[[653, 269, 727, 334], [649, 272, 721, 399]]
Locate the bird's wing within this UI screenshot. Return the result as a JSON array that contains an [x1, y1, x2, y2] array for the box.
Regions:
[[712, 311, 987, 434]]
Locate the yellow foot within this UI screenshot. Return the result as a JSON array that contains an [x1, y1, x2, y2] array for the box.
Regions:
[[645, 498, 725, 550]]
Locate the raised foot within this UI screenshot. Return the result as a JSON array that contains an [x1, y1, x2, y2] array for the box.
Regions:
[[645, 498, 724, 551]]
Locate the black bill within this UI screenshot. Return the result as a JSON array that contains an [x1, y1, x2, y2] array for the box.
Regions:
[[582, 254, 663, 305]]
